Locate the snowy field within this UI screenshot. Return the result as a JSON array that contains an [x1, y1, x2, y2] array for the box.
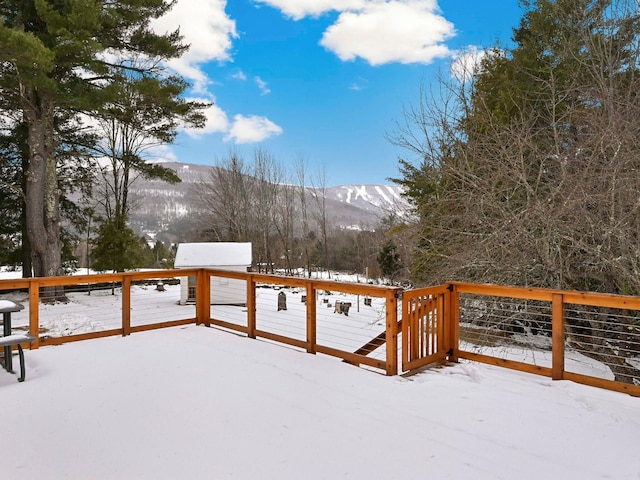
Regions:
[[0, 279, 390, 365], [1, 324, 639, 479]]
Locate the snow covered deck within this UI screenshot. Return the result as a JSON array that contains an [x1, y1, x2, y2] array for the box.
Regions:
[[2, 324, 639, 479]]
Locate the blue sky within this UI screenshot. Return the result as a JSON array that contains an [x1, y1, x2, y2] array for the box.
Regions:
[[152, 1, 525, 186]]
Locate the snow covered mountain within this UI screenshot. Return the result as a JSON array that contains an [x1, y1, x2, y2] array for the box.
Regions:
[[312, 184, 410, 230], [128, 162, 411, 235], [328, 184, 409, 221]]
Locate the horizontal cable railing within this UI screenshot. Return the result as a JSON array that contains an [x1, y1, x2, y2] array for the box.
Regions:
[[0, 269, 400, 376], [448, 282, 640, 396], [564, 303, 640, 385], [457, 294, 553, 370], [203, 270, 401, 374], [129, 277, 196, 333], [0, 270, 202, 347]]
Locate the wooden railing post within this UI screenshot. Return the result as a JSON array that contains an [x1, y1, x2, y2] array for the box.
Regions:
[[445, 283, 460, 362], [437, 293, 445, 355], [196, 269, 211, 327], [552, 293, 565, 380], [29, 280, 40, 349], [385, 291, 399, 376], [247, 274, 256, 339], [401, 293, 410, 368], [306, 282, 316, 354], [122, 275, 131, 336]]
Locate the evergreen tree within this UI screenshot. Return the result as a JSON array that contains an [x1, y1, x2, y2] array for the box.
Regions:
[[393, 0, 640, 293], [0, 121, 25, 267], [152, 240, 173, 268], [377, 240, 402, 284], [91, 217, 144, 273], [0, 0, 205, 292]]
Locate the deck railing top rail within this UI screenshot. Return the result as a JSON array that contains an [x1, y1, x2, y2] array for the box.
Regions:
[[448, 280, 640, 309]]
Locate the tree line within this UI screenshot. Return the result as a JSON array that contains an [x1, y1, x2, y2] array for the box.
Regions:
[[190, 149, 406, 282], [391, 0, 640, 384], [0, 0, 206, 297], [392, 0, 640, 296]]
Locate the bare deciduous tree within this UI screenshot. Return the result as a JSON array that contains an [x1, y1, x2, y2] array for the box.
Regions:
[[193, 152, 252, 242], [392, 0, 640, 383]]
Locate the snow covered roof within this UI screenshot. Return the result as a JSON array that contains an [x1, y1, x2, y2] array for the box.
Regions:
[[174, 242, 252, 268]]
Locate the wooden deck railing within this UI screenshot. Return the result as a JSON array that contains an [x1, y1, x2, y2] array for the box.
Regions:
[[1, 270, 639, 395], [445, 282, 640, 397], [0, 269, 203, 347], [199, 269, 401, 375], [0, 269, 401, 375]]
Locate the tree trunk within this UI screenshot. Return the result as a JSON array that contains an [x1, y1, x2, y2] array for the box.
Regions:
[[21, 154, 32, 278], [23, 95, 65, 300]]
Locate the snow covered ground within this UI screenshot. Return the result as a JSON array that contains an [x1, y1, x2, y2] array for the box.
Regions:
[[1, 280, 390, 365], [1, 268, 639, 478], [1, 324, 639, 479]]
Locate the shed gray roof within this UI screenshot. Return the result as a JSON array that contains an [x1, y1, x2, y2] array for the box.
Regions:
[[174, 242, 252, 268]]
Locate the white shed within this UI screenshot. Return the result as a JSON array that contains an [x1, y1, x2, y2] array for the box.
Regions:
[[174, 242, 252, 305]]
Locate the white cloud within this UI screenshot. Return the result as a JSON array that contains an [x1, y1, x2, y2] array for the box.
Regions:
[[349, 77, 368, 91], [257, 0, 455, 66], [146, 144, 179, 163], [231, 70, 247, 81], [255, 76, 271, 95], [225, 115, 283, 144], [152, 0, 238, 92], [151, 3, 281, 148], [183, 102, 230, 138], [450, 46, 487, 83], [320, 1, 454, 65], [254, 0, 365, 20]]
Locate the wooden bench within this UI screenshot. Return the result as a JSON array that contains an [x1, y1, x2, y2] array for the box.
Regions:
[[0, 334, 36, 382]]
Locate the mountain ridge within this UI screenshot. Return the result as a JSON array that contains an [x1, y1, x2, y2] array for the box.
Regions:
[[128, 161, 411, 237]]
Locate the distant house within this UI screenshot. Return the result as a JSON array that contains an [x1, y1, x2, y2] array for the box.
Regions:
[[174, 242, 252, 305]]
